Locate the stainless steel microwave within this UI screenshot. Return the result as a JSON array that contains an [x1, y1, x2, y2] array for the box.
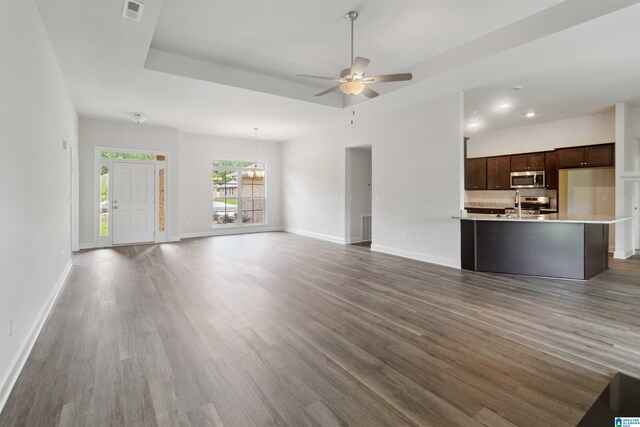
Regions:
[[510, 171, 545, 189]]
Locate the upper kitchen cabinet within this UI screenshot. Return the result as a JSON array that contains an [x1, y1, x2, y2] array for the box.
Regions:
[[545, 151, 559, 189], [557, 143, 614, 168], [465, 158, 487, 190], [486, 156, 511, 190], [510, 152, 545, 172], [586, 144, 615, 166]]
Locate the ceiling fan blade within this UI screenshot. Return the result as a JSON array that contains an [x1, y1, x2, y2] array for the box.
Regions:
[[297, 74, 339, 81], [315, 86, 341, 97], [350, 57, 370, 76], [361, 86, 379, 99], [362, 73, 412, 83]]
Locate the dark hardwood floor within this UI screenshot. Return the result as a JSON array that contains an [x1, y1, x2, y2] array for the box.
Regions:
[[1, 232, 640, 426]]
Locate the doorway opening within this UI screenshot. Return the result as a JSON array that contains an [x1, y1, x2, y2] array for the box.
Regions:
[[345, 146, 372, 246], [95, 148, 168, 247]]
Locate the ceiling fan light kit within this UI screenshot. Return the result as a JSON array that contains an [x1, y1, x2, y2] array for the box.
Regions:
[[340, 81, 365, 96], [297, 10, 412, 100]]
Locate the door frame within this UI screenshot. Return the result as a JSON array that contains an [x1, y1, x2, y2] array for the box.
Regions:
[[634, 155, 640, 252], [345, 145, 373, 244], [94, 146, 169, 248]]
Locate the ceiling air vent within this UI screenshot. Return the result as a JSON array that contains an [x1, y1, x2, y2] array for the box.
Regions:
[[122, 0, 143, 22]]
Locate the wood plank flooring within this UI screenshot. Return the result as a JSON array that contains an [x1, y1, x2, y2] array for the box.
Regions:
[[1, 232, 640, 426]]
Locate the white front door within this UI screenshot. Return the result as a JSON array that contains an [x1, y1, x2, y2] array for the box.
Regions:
[[112, 162, 155, 245]]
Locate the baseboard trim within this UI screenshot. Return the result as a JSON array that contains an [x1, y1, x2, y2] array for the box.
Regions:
[[370, 244, 460, 269], [0, 259, 73, 413], [345, 236, 366, 244], [613, 249, 635, 259], [181, 226, 282, 239], [283, 228, 346, 245]]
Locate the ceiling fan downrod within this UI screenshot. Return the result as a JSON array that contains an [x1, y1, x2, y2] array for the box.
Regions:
[[346, 11, 358, 67]]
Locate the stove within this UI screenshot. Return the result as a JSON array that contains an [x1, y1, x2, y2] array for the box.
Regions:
[[505, 196, 551, 216]]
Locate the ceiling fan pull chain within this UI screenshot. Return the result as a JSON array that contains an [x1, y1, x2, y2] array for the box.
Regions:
[[351, 109, 355, 125]]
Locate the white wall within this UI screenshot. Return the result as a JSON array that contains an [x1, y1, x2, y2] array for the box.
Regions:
[[467, 111, 615, 158], [346, 147, 372, 243], [565, 169, 615, 216], [562, 168, 615, 245], [631, 107, 640, 249], [0, 0, 78, 410], [179, 132, 282, 237], [78, 118, 181, 246], [614, 103, 635, 258], [632, 107, 640, 159], [283, 93, 463, 268]]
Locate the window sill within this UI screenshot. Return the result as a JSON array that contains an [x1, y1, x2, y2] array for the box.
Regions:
[[210, 223, 267, 230]]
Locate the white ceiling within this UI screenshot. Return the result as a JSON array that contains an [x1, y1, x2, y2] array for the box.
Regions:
[[150, 1, 562, 86], [35, 0, 640, 141]]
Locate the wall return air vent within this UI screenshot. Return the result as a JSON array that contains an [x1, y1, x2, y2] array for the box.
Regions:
[[122, 0, 143, 22]]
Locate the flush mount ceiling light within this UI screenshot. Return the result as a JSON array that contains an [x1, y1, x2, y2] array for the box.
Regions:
[[497, 103, 511, 111], [297, 11, 412, 99], [130, 112, 147, 124], [526, 112, 536, 118]]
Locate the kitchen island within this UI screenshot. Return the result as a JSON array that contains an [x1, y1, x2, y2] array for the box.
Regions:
[[460, 213, 630, 280]]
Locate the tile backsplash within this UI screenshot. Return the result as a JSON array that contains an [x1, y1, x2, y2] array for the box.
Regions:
[[465, 189, 557, 209]]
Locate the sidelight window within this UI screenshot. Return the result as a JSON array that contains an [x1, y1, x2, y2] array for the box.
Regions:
[[99, 166, 109, 236]]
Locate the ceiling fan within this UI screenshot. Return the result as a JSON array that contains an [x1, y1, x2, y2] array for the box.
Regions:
[[297, 11, 412, 99]]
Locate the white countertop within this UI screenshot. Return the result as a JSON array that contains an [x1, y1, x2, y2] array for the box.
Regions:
[[457, 213, 631, 224]]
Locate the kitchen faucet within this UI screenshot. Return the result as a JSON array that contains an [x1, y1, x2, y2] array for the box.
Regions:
[[515, 190, 522, 218]]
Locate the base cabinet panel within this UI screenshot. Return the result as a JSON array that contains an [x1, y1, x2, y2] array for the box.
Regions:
[[461, 220, 609, 280]]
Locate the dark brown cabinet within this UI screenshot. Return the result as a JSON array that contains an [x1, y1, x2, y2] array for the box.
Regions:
[[465, 158, 487, 190], [558, 143, 614, 168], [586, 144, 614, 167], [545, 151, 559, 189], [486, 156, 511, 190], [510, 153, 545, 171], [464, 143, 614, 192], [558, 147, 584, 168]]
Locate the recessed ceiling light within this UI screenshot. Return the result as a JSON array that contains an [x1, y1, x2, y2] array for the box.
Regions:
[[497, 103, 511, 110], [510, 85, 524, 91], [467, 121, 481, 129], [526, 112, 536, 118]]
